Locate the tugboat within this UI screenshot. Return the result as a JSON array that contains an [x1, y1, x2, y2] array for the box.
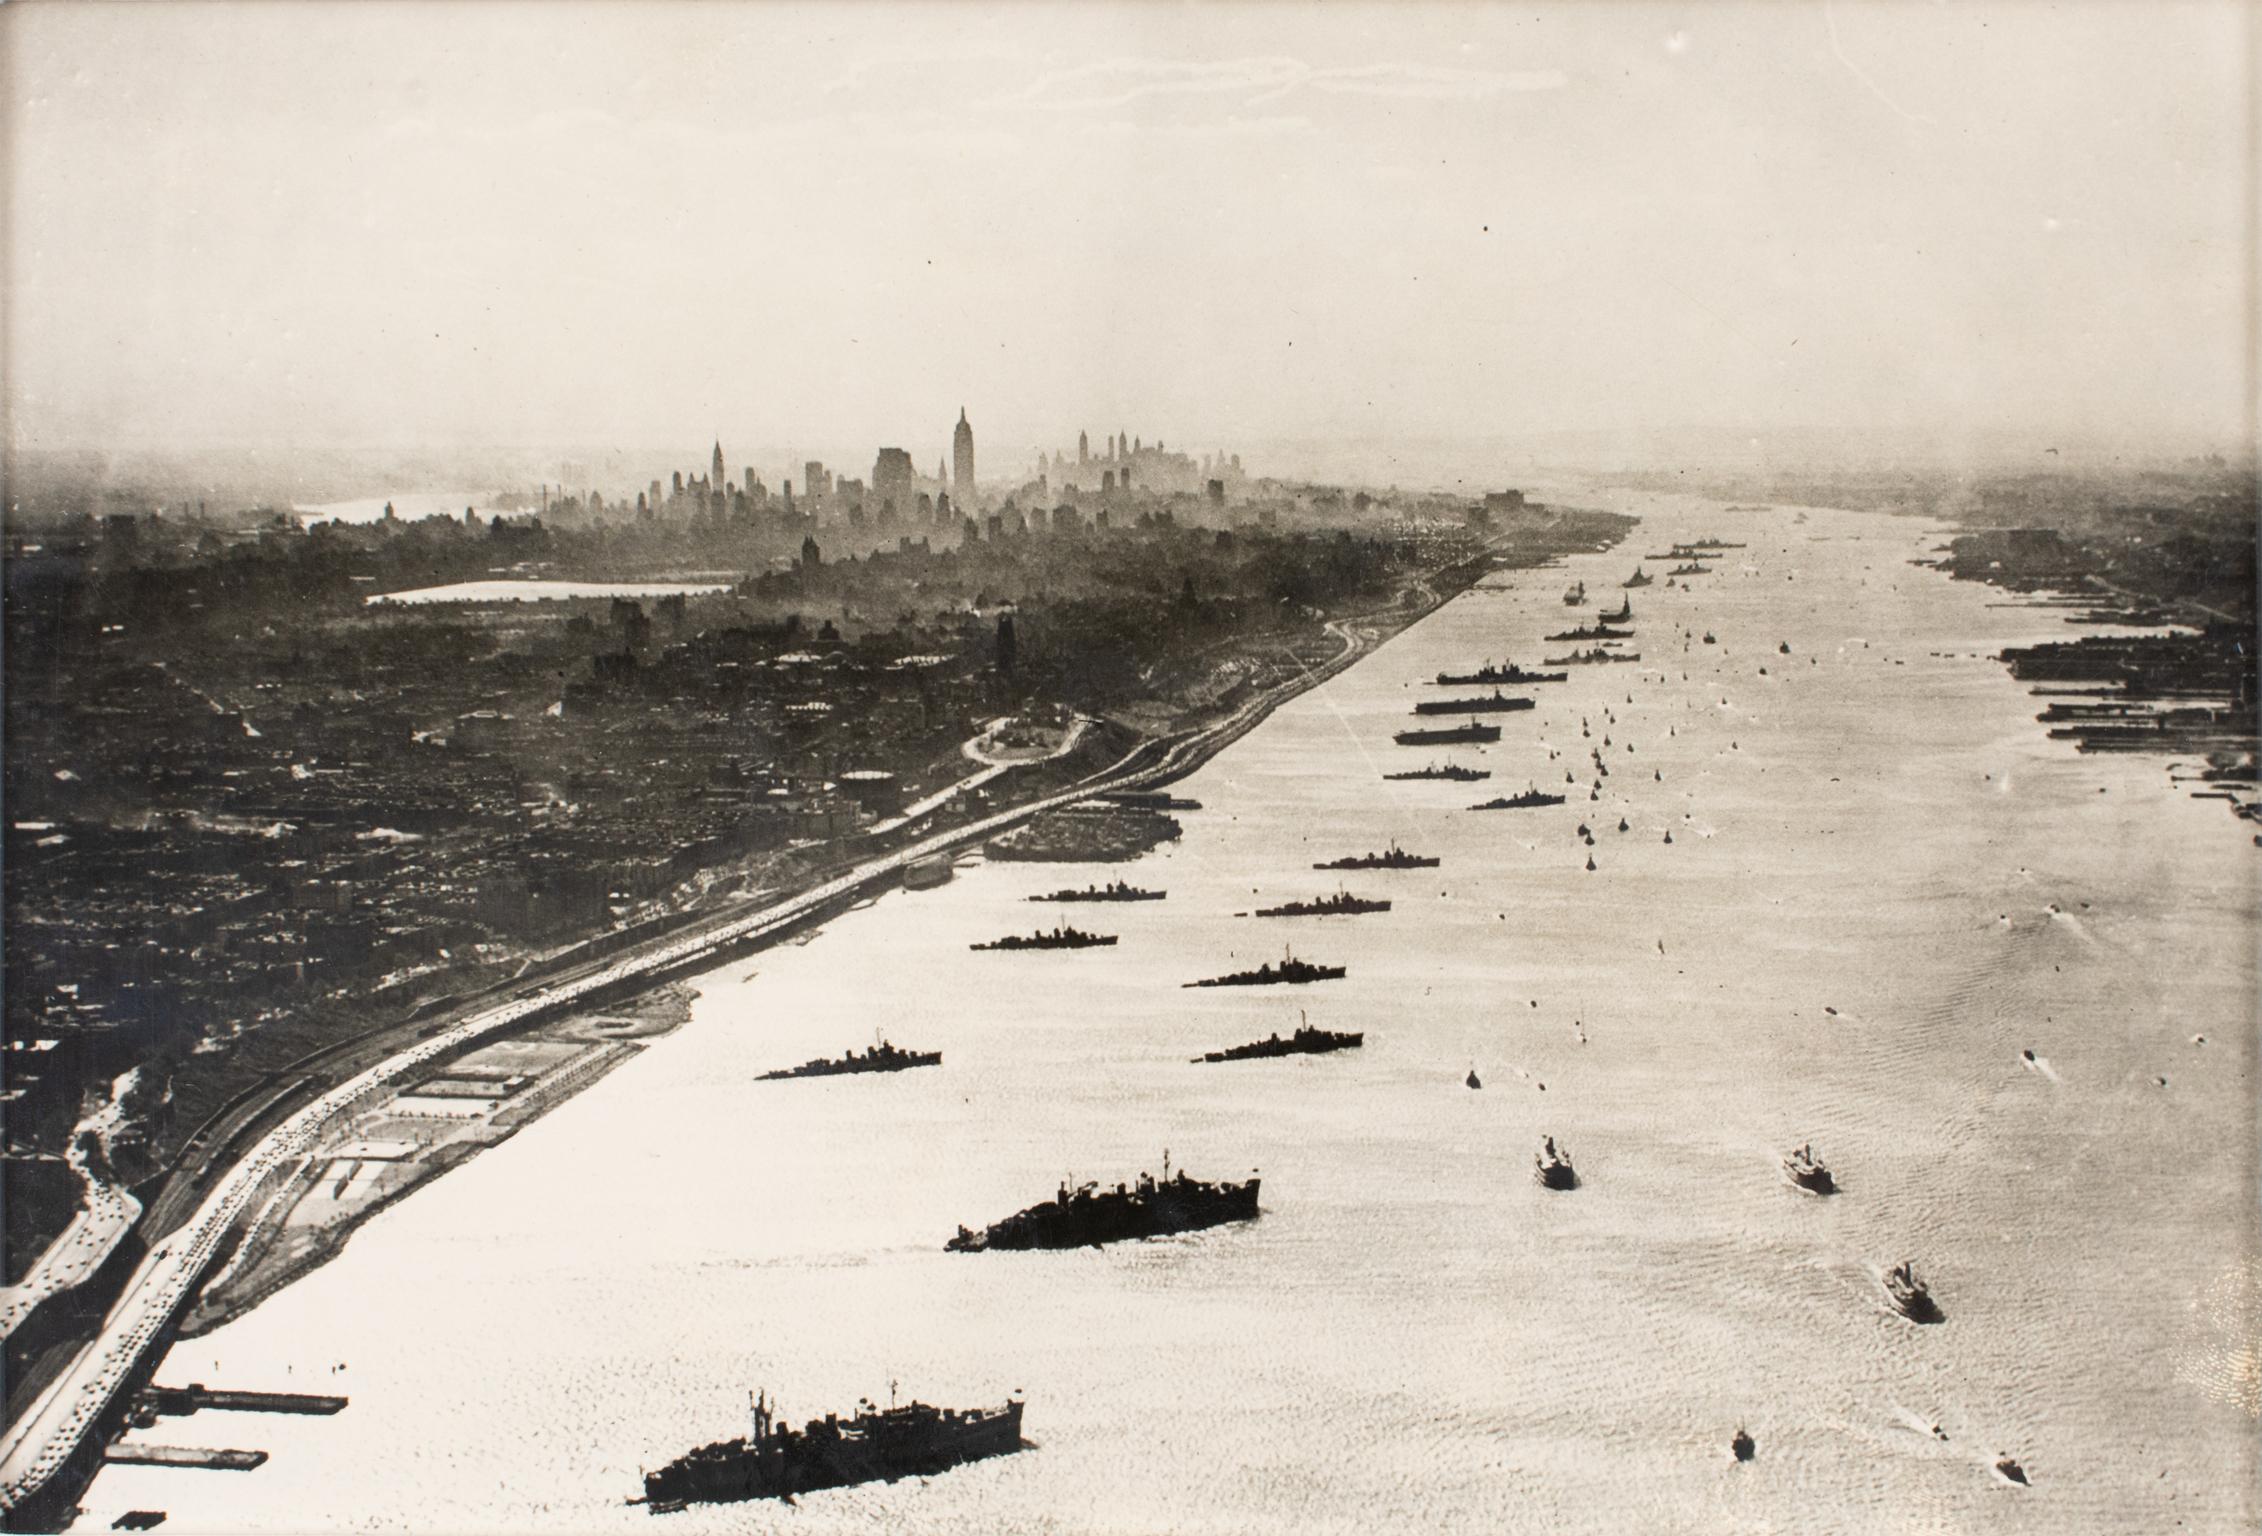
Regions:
[[1384, 762, 1490, 782], [1470, 786, 1567, 811], [1412, 691, 1534, 716], [1253, 890, 1391, 918], [1544, 621, 1635, 643], [1027, 881, 1164, 903], [1730, 1428, 1756, 1463], [1316, 842, 1439, 870], [947, 1154, 1259, 1251], [1544, 647, 1642, 666], [1782, 1143, 1837, 1194], [1993, 1455, 2030, 1486], [1599, 596, 1633, 623], [1623, 567, 1652, 588], [1434, 661, 1566, 686], [1194, 1014, 1364, 1063], [1563, 581, 1587, 606], [1465, 1067, 1483, 1090], [638, 1388, 1025, 1509], [1534, 1136, 1578, 1189], [1184, 948, 1346, 988], [969, 925, 1118, 951], [1394, 720, 1502, 746], [758, 1040, 941, 1080], [1884, 1260, 1943, 1322]]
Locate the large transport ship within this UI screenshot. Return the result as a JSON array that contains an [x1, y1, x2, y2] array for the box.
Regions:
[[639, 1390, 1025, 1511], [1394, 721, 1502, 746], [947, 1158, 1260, 1251], [1411, 692, 1534, 716]]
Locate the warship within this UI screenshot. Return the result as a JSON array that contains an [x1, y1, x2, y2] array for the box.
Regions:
[[757, 1041, 940, 1080], [1412, 692, 1534, 716], [1315, 843, 1439, 870], [1434, 661, 1565, 686], [1383, 762, 1489, 782], [1470, 786, 1567, 811], [1534, 1136, 1578, 1190], [969, 925, 1118, 951], [1884, 1260, 1943, 1322], [639, 1389, 1024, 1510], [1184, 948, 1346, 987], [1544, 647, 1642, 666], [1782, 1143, 1837, 1194], [1623, 567, 1652, 588], [1252, 889, 1391, 917], [1599, 596, 1633, 623], [1027, 881, 1164, 903], [1194, 1015, 1364, 1063], [1545, 621, 1635, 642], [1394, 720, 1502, 746], [948, 1156, 1260, 1251], [1668, 561, 1711, 576]]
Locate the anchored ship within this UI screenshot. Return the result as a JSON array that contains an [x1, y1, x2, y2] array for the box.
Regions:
[[1534, 1136, 1578, 1190], [1563, 581, 1587, 606], [758, 1041, 941, 1080], [1253, 889, 1390, 917], [639, 1389, 1024, 1511], [1027, 881, 1164, 903], [1599, 597, 1633, 623], [1470, 786, 1567, 811], [969, 925, 1118, 951], [1545, 622, 1635, 642], [1668, 562, 1711, 576], [1195, 1015, 1364, 1063], [948, 1156, 1259, 1251], [1623, 567, 1652, 588], [1412, 692, 1534, 716], [1544, 647, 1642, 666], [1384, 762, 1489, 782], [1184, 949, 1345, 988], [1394, 720, 1502, 746], [1315, 842, 1439, 870], [1434, 661, 1565, 686], [1782, 1144, 1837, 1194], [1884, 1260, 1942, 1322]]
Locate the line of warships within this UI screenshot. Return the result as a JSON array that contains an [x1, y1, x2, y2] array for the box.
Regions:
[[650, 536, 1960, 1507]]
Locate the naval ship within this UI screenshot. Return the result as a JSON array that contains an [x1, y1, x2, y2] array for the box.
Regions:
[[1315, 843, 1439, 870], [948, 1156, 1260, 1251], [1470, 786, 1568, 811], [1027, 881, 1165, 903], [1194, 1015, 1363, 1063], [1252, 890, 1390, 917], [639, 1389, 1024, 1510], [1394, 720, 1502, 747], [969, 925, 1118, 951], [1434, 661, 1566, 686], [757, 1041, 940, 1080], [1384, 762, 1489, 782], [1184, 948, 1346, 987], [1411, 692, 1534, 716]]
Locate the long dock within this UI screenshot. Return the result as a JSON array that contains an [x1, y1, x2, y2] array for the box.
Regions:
[[139, 1384, 345, 1418], [101, 1445, 266, 1472]]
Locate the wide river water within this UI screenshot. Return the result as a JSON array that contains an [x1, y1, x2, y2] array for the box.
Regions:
[[86, 491, 2257, 1533]]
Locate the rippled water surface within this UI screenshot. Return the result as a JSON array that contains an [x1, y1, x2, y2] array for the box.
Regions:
[[89, 493, 2258, 1533]]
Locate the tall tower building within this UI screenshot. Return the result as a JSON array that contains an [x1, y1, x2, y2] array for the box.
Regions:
[[1078, 430, 1089, 465], [712, 441, 726, 488], [953, 408, 976, 502]]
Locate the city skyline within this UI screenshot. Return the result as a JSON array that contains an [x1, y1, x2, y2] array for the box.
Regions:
[[6, 2, 2251, 468]]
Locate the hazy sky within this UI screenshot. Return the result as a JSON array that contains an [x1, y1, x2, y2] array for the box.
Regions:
[[5, 1, 2253, 476]]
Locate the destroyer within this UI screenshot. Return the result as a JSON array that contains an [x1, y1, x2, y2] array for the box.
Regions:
[[1027, 881, 1164, 903], [639, 1389, 1024, 1510], [1545, 621, 1635, 642], [1316, 843, 1439, 870], [1471, 786, 1567, 811], [757, 1041, 940, 1080], [1668, 562, 1711, 576], [1434, 661, 1566, 686], [948, 1156, 1260, 1251], [1412, 692, 1534, 716], [1195, 1014, 1363, 1063], [969, 925, 1117, 951], [1544, 647, 1642, 666], [1184, 948, 1345, 987], [1395, 720, 1502, 746], [1253, 890, 1390, 917], [1384, 762, 1489, 782]]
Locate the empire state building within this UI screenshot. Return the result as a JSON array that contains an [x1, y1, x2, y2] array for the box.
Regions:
[[952, 408, 976, 503]]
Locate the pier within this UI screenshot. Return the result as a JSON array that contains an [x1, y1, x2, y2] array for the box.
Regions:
[[100, 1446, 267, 1472], [137, 1384, 346, 1419]]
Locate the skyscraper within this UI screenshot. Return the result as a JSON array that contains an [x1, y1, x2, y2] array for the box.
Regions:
[[1078, 430, 1089, 465], [712, 440, 726, 489], [953, 408, 976, 502]]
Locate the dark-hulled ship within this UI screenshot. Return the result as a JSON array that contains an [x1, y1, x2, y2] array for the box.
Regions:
[[1412, 692, 1534, 716], [1599, 597, 1633, 623], [1534, 1136, 1578, 1190], [639, 1390, 1024, 1510], [1668, 562, 1711, 576], [1384, 762, 1489, 782], [1783, 1143, 1836, 1194], [1434, 661, 1566, 686], [969, 925, 1118, 951], [1563, 581, 1587, 606], [1394, 720, 1502, 746], [1027, 881, 1164, 903], [1623, 567, 1652, 588], [1315, 843, 1439, 870], [1194, 1016, 1364, 1063], [1884, 1260, 1942, 1322], [1545, 622, 1635, 642], [1471, 786, 1567, 811], [1544, 647, 1643, 666], [947, 1158, 1259, 1251], [1253, 890, 1390, 917], [1184, 949, 1345, 987], [757, 1041, 940, 1080]]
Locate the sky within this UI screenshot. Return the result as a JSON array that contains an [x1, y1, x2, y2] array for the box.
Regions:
[[4, 1, 2254, 482]]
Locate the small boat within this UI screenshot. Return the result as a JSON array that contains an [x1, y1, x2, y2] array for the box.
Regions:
[[1563, 581, 1587, 606], [1884, 1260, 1942, 1322], [1731, 1428, 1755, 1463], [1623, 567, 1652, 588], [1465, 1068, 1482, 1090], [1702, 631, 1717, 644], [1534, 1135, 1577, 1189], [1994, 1456, 2029, 1486], [1783, 1143, 1836, 1194], [1599, 597, 1632, 623]]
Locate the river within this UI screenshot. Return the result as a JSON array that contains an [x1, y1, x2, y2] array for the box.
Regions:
[[83, 490, 2257, 1534]]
